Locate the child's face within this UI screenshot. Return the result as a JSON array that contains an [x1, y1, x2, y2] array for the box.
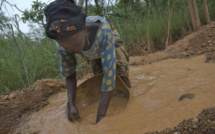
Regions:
[[57, 29, 86, 53]]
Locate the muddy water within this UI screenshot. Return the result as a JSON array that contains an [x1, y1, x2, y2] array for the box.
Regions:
[[17, 55, 215, 134]]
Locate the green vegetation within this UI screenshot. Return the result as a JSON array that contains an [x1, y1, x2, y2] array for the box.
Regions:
[[0, 23, 60, 94], [109, 0, 215, 55], [0, 0, 214, 94]]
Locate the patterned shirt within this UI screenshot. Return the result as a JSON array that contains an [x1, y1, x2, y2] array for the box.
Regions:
[[57, 16, 116, 91]]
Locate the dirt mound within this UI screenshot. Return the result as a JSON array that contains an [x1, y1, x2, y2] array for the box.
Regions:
[[166, 22, 215, 59], [147, 107, 215, 134], [129, 22, 215, 65], [0, 79, 65, 134]]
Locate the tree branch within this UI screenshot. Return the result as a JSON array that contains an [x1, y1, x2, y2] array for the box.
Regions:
[[3, 0, 24, 13]]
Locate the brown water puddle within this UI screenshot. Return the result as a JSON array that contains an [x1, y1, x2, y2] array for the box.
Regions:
[[17, 55, 215, 134]]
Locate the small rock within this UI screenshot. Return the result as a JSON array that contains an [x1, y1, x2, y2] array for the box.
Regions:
[[2, 95, 9, 100], [201, 43, 207, 47], [48, 83, 55, 87], [208, 40, 212, 43], [179, 93, 195, 101], [164, 128, 171, 133], [184, 47, 188, 51], [9, 93, 16, 99], [35, 87, 41, 91], [198, 51, 204, 54], [60, 88, 65, 91], [181, 52, 189, 56], [207, 47, 213, 51], [192, 118, 199, 123], [193, 125, 197, 129]]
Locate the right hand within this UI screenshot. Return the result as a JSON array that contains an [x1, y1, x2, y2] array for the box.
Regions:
[[67, 102, 81, 122]]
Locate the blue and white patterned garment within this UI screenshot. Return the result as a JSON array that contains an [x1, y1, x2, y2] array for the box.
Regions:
[[57, 16, 116, 91]]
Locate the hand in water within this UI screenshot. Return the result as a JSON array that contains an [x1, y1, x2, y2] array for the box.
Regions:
[[96, 114, 105, 123], [67, 102, 81, 122], [96, 91, 113, 123]]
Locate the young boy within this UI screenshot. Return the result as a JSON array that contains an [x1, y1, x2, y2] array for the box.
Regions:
[[44, 0, 131, 123]]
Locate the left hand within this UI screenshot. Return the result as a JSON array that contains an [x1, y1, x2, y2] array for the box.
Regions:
[[96, 91, 113, 123]]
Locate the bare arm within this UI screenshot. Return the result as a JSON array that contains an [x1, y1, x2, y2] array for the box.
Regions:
[[96, 91, 113, 123], [66, 71, 81, 122], [66, 71, 77, 105]]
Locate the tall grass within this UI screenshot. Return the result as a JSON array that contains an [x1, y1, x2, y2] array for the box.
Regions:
[[0, 28, 90, 94], [0, 32, 59, 94], [110, 0, 215, 55], [110, 11, 188, 55]]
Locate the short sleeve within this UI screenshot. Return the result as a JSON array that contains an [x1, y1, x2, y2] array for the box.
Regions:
[[57, 43, 77, 77]]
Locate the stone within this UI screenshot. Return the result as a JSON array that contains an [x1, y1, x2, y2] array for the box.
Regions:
[[201, 43, 207, 47], [9, 93, 16, 99], [192, 118, 199, 123], [2, 95, 9, 100]]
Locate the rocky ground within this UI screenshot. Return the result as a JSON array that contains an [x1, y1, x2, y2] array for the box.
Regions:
[[147, 107, 215, 134], [1, 22, 215, 134]]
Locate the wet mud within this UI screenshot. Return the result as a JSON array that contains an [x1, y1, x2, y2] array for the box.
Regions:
[[15, 55, 215, 134]]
